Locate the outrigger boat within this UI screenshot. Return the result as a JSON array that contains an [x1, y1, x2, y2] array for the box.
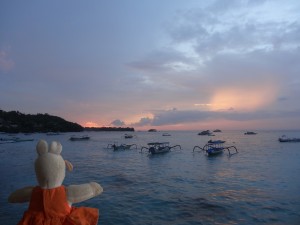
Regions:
[[0, 138, 16, 144], [278, 135, 300, 142], [69, 135, 90, 141], [198, 130, 214, 136], [124, 134, 134, 139], [107, 143, 137, 151], [46, 132, 61, 136], [0, 137, 34, 144], [193, 140, 238, 156], [140, 142, 181, 154]]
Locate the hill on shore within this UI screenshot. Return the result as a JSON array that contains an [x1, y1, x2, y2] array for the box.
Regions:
[[0, 109, 83, 133], [0, 110, 135, 133]]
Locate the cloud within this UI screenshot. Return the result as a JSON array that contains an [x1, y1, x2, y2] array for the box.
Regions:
[[151, 108, 212, 126], [0, 50, 14, 72], [208, 0, 268, 14], [110, 119, 126, 126], [157, 0, 300, 80], [131, 117, 153, 126], [132, 108, 300, 127], [127, 48, 197, 74], [277, 97, 288, 102], [135, 1, 300, 112], [168, 4, 300, 59]]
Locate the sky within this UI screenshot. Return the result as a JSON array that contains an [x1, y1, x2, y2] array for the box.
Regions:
[[1, 0, 300, 131]]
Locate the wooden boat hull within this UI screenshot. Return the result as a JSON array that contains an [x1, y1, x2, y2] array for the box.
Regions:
[[14, 139, 34, 142], [206, 148, 224, 156], [113, 145, 131, 150], [149, 147, 170, 154], [279, 138, 300, 142]]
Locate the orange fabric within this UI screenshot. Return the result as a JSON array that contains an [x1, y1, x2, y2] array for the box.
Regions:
[[17, 186, 99, 225]]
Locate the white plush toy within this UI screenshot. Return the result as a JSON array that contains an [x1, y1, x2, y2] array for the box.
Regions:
[[8, 139, 103, 225]]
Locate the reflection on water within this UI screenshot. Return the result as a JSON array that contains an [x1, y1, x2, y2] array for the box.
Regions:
[[1, 130, 300, 224]]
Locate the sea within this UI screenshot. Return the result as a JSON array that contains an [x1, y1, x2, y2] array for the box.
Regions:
[[0, 130, 300, 225]]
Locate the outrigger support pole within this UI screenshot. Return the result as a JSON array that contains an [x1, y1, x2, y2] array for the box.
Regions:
[[129, 144, 138, 150], [140, 146, 149, 153], [170, 144, 181, 150], [193, 146, 205, 152], [225, 146, 238, 156]]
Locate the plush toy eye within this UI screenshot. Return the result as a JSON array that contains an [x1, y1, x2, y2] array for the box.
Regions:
[[49, 141, 62, 155]]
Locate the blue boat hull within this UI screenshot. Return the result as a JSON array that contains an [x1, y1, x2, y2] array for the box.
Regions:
[[206, 148, 224, 156]]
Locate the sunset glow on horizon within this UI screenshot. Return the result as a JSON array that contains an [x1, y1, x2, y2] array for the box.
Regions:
[[209, 84, 279, 112]]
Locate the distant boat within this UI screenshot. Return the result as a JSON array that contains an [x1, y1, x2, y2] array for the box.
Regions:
[[13, 138, 34, 143], [244, 131, 257, 135], [0, 139, 15, 144], [162, 133, 171, 136], [278, 135, 300, 143], [148, 129, 157, 132], [213, 129, 222, 132], [0, 137, 34, 144], [46, 132, 61, 136], [0, 137, 18, 144], [198, 130, 214, 136], [69, 135, 90, 141], [124, 134, 134, 139]]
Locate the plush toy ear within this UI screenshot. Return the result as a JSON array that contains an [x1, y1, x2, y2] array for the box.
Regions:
[[49, 141, 62, 155], [65, 160, 73, 172], [36, 139, 48, 155]]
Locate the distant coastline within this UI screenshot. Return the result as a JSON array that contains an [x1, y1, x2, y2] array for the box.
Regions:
[[84, 127, 134, 132], [0, 109, 134, 133]]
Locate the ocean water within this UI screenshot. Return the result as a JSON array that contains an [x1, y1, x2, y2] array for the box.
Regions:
[[1, 130, 300, 225]]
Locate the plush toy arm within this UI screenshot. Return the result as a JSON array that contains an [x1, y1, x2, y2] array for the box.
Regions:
[[66, 182, 103, 204], [8, 186, 34, 203]]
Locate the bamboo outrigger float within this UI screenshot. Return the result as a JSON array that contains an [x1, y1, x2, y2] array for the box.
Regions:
[[141, 142, 181, 154], [193, 140, 238, 156]]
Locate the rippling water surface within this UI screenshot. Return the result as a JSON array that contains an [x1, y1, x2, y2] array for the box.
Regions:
[[1, 130, 300, 224]]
